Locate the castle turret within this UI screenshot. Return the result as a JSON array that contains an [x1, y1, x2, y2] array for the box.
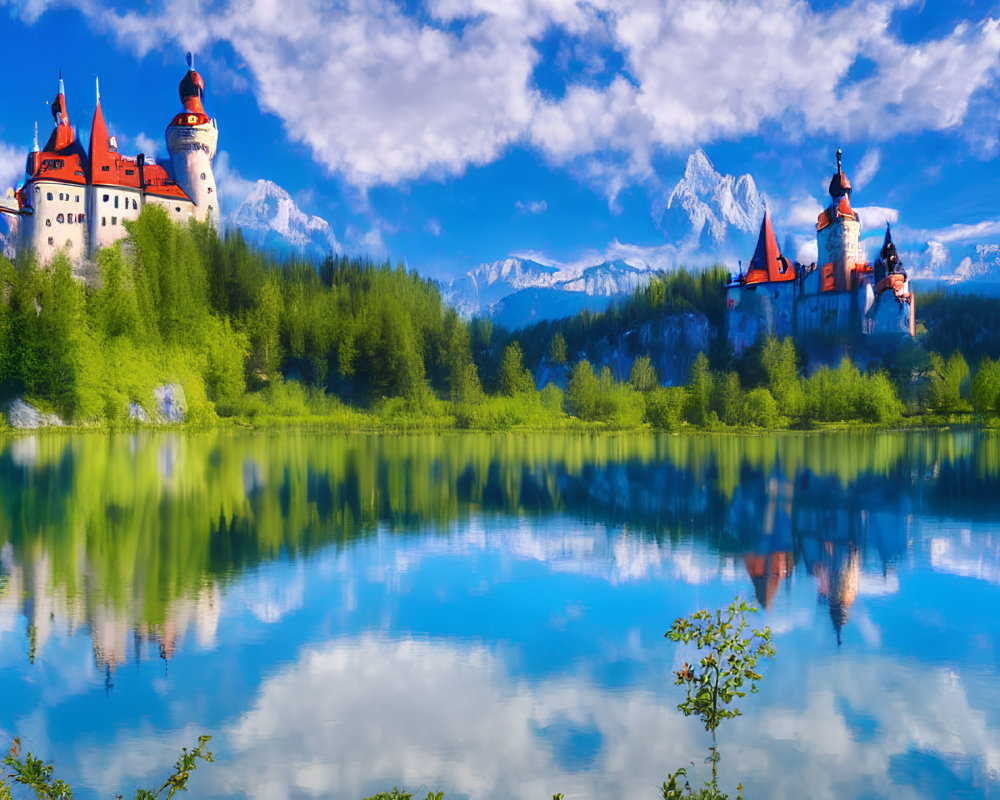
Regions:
[[165, 53, 219, 227], [815, 149, 862, 292]]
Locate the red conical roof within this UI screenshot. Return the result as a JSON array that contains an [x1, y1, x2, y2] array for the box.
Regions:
[[744, 210, 795, 284]]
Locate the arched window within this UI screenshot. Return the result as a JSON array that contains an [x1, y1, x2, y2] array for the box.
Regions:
[[67, 214, 73, 224], [47, 192, 53, 201], [175, 206, 181, 213], [103, 194, 109, 203], [58, 192, 63, 201], [56, 214, 64, 223], [79, 213, 86, 224], [133, 199, 138, 210], [200, 172, 206, 180], [45, 218, 51, 227]]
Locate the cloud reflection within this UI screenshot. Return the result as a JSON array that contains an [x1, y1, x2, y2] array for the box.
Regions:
[[132, 635, 997, 800]]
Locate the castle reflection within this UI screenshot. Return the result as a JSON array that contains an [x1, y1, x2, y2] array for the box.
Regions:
[[0, 429, 998, 669]]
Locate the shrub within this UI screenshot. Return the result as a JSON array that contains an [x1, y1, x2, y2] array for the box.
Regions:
[[645, 386, 687, 430]]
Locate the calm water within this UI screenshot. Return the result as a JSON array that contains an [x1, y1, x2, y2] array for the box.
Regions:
[[1, 430, 999, 799]]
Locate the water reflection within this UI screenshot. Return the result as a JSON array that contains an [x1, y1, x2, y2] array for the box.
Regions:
[[1, 430, 999, 666], [0, 430, 999, 798]]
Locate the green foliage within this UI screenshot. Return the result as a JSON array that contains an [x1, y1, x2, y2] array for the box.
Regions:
[[548, 331, 568, 365], [758, 336, 802, 415], [644, 386, 687, 430], [928, 351, 971, 413], [363, 791, 443, 800], [497, 341, 536, 396], [628, 354, 659, 392], [685, 353, 713, 426], [802, 357, 902, 423], [2, 736, 212, 800], [566, 361, 644, 427], [666, 598, 774, 734], [663, 597, 773, 799], [972, 356, 1000, 415], [743, 388, 779, 428]]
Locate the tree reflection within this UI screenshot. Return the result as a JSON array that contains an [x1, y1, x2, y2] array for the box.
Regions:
[[0, 429, 999, 666]]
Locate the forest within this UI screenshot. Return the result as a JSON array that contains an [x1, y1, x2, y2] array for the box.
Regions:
[[0, 205, 998, 432]]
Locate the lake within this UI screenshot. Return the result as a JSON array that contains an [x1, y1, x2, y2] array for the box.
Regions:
[[1, 430, 998, 799]]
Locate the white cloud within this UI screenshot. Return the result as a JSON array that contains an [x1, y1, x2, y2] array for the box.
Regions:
[[515, 199, 547, 215], [922, 217, 1000, 245], [854, 205, 899, 227], [0, 140, 25, 192], [425, 218, 443, 237], [852, 147, 881, 190], [10, 0, 1000, 198], [127, 132, 159, 161]]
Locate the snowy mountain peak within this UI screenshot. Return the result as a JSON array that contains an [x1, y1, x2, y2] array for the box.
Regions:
[[665, 150, 764, 247], [231, 180, 340, 260]]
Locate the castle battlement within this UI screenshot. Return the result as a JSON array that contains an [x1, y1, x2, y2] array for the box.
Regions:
[[2, 54, 219, 271]]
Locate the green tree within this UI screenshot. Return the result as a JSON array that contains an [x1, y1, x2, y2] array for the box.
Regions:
[[629, 354, 659, 392], [971, 356, 1000, 416], [497, 341, 535, 396], [686, 353, 714, 426], [567, 360, 599, 419], [548, 332, 568, 365], [758, 336, 801, 415]]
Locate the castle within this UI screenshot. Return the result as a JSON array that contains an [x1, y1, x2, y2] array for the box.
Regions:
[[0, 54, 219, 268], [726, 150, 915, 354]]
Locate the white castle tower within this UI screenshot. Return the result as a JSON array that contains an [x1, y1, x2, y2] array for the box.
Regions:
[[165, 53, 220, 228]]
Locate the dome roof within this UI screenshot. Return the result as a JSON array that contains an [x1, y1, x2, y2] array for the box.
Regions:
[[828, 148, 851, 199]]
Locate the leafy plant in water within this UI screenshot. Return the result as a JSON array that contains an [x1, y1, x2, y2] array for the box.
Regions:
[[662, 597, 774, 799], [1, 736, 212, 800]]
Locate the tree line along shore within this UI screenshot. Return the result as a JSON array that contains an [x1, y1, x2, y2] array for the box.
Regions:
[[0, 206, 998, 433]]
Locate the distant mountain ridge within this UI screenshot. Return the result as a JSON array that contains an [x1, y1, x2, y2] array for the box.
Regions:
[[446, 150, 767, 327], [230, 180, 340, 261]]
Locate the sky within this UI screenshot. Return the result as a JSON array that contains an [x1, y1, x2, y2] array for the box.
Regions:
[[2, 0, 1000, 282]]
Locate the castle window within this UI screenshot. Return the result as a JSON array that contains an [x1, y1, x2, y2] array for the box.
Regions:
[[175, 207, 181, 213], [112, 216, 117, 225], [67, 214, 73, 224], [103, 194, 109, 203], [114, 196, 119, 209], [101, 166, 110, 172], [56, 214, 64, 223], [133, 199, 138, 210], [101, 217, 106, 227], [200, 172, 206, 180], [125, 169, 135, 176], [47, 237, 53, 246], [79, 213, 86, 223], [47, 192, 53, 201], [207, 187, 213, 193], [75, 195, 80, 203], [45, 218, 51, 227], [58, 192, 64, 201]]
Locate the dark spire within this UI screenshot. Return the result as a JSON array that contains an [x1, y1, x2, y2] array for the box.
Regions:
[[828, 148, 852, 199]]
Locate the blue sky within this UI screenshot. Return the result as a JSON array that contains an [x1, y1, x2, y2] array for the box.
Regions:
[[2, 0, 1000, 281]]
